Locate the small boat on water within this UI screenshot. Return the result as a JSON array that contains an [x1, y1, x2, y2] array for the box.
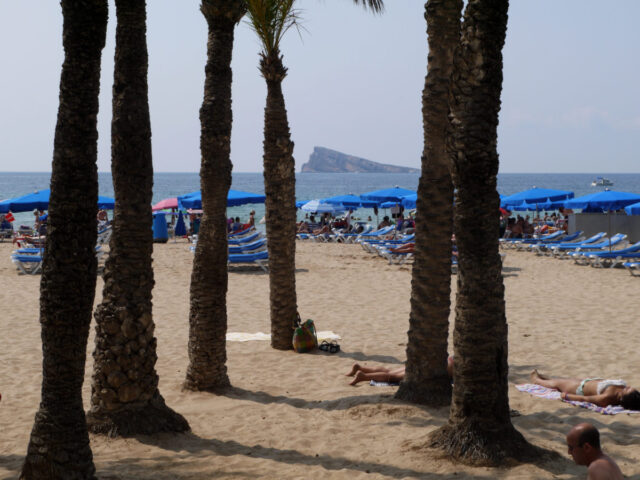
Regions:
[[591, 177, 613, 187]]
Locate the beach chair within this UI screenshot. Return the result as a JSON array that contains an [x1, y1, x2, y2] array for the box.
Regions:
[[355, 226, 395, 243], [331, 224, 373, 243], [522, 230, 582, 252], [381, 249, 413, 265], [228, 226, 255, 238], [573, 241, 640, 267], [228, 231, 260, 245], [97, 225, 112, 245], [228, 237, 267, 254], [12, 247, 44, 255], [511, 230, 566, 250], [529, 231, 585, 254], [623, 262, 640, 276], [228, 249, 269, 272], [550, 233, 624, 258], [11, 254, 43, 274]]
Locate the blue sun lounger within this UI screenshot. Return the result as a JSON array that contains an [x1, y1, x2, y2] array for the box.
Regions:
[[571, 241, 640, 267], [228, 249, 269, 272], [623, 262, 640, 276], [228, 237, 267, 254], [550, 233, 624, 257], [228, 231, 261, 245], [11, 254, 43, 274]]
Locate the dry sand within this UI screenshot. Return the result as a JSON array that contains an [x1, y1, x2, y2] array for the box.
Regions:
[[1, 240, 639, 479]]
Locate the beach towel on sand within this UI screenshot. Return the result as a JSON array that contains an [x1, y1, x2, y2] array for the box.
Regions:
[[516, 384, 640, 415], [370, 380, 399, 387]]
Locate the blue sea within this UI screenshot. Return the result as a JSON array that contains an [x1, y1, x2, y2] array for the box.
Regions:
[[1, 171, 639, 227]]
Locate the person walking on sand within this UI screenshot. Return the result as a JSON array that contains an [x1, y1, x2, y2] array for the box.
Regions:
[[565, 423, 624, 479]]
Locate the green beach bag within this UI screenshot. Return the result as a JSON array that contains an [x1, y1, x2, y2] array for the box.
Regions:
[[292, 313, 318, 353]]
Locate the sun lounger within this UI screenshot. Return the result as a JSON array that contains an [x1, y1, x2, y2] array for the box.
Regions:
[[331, 225, 373, 243], [623, 262, 640, 276], [530, 231, 590, 254], [525, 231, 583, 252], [229, 226, 255, 238], [228, 231, 260, 245], [97, 225, 112, 245], [510, 230, 566, 250], [228, 249, 269, 272], [379, 248, 414, 265], [570, 241, 640, 267], [228, 237, 267, 254], [11, 254, 43, 274], [355, 226, 395, 243], [550, 233, 626, 258]]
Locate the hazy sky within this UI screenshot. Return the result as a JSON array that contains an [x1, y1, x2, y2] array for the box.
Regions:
[[1, 1, 638, 173]]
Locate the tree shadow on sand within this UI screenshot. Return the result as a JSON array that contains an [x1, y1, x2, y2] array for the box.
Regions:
[[123, 431, 574, 479]]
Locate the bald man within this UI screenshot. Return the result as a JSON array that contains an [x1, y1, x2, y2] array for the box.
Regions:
[[566, 423, 623, 479]]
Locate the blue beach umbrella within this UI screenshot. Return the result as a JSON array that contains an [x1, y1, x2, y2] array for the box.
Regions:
[[400, 193, 417, 209], [501, 187, 574, 210], [624, 202, 640, 215], [0, 189, 115, 213], [359, 186, 416, 204], [178, 189, 266, 209], [322, 194, 377, 209], [300, 199, 345, 214], [564, 190, 640, 211], [565, 190, 640, 252]]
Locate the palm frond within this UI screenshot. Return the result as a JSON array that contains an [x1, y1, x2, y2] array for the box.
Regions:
[[351, 0, 384, 14], [245, 0, 303, 56]]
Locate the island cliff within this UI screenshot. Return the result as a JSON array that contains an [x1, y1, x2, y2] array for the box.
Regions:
[[300, 147, 420, 173]]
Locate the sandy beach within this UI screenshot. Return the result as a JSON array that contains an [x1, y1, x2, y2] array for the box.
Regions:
[[1, 239, 639, 479]]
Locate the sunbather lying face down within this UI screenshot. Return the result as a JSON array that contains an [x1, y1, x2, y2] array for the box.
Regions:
[[530, 370, 640, 409], [346, 356, 454, 386]]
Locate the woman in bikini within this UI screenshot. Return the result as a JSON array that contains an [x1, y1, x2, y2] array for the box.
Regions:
[[530, 369, 640, 409]]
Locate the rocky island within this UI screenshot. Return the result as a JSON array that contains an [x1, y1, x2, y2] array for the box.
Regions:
[[300, 147, 420, 173]]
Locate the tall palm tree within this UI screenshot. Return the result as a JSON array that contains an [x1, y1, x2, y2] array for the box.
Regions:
[[20, 1, 107, 478], [87, 0, 189, 436], [183, 0, 247, 392], [395, 0, 462, 406], [427, 0, 537, 464], [246, 0, 383, 351]]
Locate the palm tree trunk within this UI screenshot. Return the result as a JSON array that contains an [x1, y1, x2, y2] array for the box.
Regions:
[[20, 1, 107, 478], [260, 52, 298, 350], [87, 0, 188, 436], [184, 1, 245, 391], [396, 0, 462, 406], [427, 0, 538, 465]]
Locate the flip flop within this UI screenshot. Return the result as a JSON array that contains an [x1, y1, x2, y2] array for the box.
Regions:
[[319, 340, 331, 352]]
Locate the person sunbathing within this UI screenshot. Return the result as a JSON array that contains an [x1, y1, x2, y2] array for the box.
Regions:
[[530, 370, 640, 409], [346, 356, 454, 386], [388, 242, 414, 254]]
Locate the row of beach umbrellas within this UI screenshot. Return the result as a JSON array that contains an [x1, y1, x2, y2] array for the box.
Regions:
[[4, 186, 640, 217]]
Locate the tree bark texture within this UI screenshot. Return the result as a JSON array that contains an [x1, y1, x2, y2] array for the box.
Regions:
[[20, 1, 107, 478], [396, 0, 462, 406], [428, 0, 538, 465], [260, 52, 298, 350], [87, 0, 189, 437], [184, 1, 245, 392]]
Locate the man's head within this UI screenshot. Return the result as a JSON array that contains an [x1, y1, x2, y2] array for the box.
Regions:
[[566, 423, 601, 466]]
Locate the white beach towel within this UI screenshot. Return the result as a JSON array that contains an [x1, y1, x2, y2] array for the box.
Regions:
[[226, 331, 341, 342]]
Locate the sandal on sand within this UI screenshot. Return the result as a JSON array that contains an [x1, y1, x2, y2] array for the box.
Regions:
[[319, 340, 340, 354]]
